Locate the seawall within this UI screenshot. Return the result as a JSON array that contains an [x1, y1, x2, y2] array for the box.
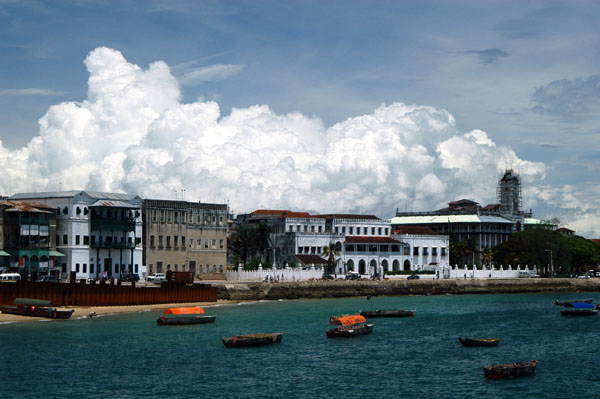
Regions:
[[213, 278, 600, 301]]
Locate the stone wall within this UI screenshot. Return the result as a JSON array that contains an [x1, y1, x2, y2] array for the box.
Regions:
[[214, 278, 600, 301]]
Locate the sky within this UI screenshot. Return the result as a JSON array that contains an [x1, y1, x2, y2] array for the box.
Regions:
[[0, 0, 599, 237]]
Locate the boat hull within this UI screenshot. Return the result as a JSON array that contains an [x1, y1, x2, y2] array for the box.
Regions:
[[483, 361, 537, 379], [561, 309, 598, 316], [555, 299, 593, 306], [156, 315, 216, 325], [326, 323, 374, 338], [360, 310, 415, 318], [222, 332, 283, 348], [1, 304, 74, 319], [458, 337, 499, 347]]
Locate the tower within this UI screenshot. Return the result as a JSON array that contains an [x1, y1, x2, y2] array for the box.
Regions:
[[497, 169, 522, 217]]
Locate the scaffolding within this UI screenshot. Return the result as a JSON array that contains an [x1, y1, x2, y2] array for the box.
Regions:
[[497, 169, 523, 216]]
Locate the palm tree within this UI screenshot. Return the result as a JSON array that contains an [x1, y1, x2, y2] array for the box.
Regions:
[[253, 222, 271, 263], [322, 242, 340, 275], [481, 247, 493, 268]]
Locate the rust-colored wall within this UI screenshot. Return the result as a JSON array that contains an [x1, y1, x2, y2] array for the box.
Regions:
[[0, 281, 217, 307]]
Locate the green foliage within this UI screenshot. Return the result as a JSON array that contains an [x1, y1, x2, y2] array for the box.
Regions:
[[569, 236, 600, 274], [287, 259, 297, 268], [244, 258, 272, 271], [228, 223, 272, 266], [322, 242, 340, 275]]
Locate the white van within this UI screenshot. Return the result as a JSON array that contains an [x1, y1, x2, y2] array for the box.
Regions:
[[0, 273, 22, 282]]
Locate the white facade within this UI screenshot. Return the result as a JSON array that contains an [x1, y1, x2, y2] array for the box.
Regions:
[[391, 231, 450, 270], [10, 191, 144, 280]]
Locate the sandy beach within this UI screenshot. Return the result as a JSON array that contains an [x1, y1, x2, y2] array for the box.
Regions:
[[0, 300, 239, 324]]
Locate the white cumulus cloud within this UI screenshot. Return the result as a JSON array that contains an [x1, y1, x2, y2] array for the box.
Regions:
[[0, 46, 599, 237]]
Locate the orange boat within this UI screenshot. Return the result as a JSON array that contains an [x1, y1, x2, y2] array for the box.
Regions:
[[156, 306, 216, 325], [327, 314, 374, 338]]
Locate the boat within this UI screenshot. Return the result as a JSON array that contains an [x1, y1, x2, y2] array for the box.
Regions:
[[360, 309, 415, 318], [156, 306, 216, 325], [222, 332, 283, 348], [560, 302, 599, 316], [0, 298, 74, 319], [555, 299, 593, 306], [458, 337, 499, 347], [483, 360, 537, 379], [326, 314, 374, 338]]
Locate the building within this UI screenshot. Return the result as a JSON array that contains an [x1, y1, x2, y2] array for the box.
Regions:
[[0, 200, 61, 279], [236, 210, 399, 276], [10, 191, 143, 281], [391, 226, 450, 271], [391, 170, 535, 265], [142, 199, 228, 279]]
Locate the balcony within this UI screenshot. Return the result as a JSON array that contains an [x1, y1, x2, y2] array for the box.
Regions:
[[90, 241, 136, 249], [91, 216, 136, 231]]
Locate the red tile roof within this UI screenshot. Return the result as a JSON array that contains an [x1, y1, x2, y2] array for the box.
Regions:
[[392, 226, 439, 235], [295, 255, 328, 265], [589, 239, 600, 244], [344, 236, 402, 244], [315, 214, 380, 220], [251, 210, 312, 218]]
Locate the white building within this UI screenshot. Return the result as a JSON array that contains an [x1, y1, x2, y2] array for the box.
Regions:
[[391, 226, 449, 270], [10, 191, 143, 281]]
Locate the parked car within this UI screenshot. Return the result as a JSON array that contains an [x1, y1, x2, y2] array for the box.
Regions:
[[346, 272, 361, 280], [35, 275, 59, 283], [577, 274, 590, 279], [123, 273, 140, 282], [146, 273, 166, 282], [322, 274, 335, 280], [407, 274, 420, 280]]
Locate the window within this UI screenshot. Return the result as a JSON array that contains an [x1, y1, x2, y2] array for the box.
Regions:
[[114, 264, 119, 274], [219, 265, 223, 272], [174, 236, 179, 247], [62, 263, 66, 273], [423, 247, 429, 256], [175, 264, 178, 271], [441, 248, 447, 257], [219, 216, 223, 223], [174, 212, 178, 224], [371, 227, 375, 235], [204, 239, 209, 249], [83, 264, 87, 273], [91, 236, 96, 245], [135, 237, 141, 245], [63, 235, 68, 245], [413, 247, 419, 256], [135, 264, 138, 273], [149, 264, 153, 273], [56, 235, 60, 245], [219, 239, 224, 249], [166, 236, 171, 248], [199, 265, 203, 273], [349, 227, 353, 234], [212, 239, 216, 248], [213, 265, 217, 272], [75, 263, 80, 272], [197, 239, 201, 247], [63, 207, 68, 215], [364, 227, 368, 235], [182, 236, 185, 247], [432, 247, 438, 256], [335, 227, 339, 234], [378, 227, 382, 235], [76, 235, 80, 245], [90, 264, 94, 274], [167, 212, 171, 223], [342, 227, 346, 234], [83, 236, 89, 245], [152, 210, 157, 222], [158, 236, 163, 247]]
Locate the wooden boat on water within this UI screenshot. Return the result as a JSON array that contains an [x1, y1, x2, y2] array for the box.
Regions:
[[326, 314, 374, 338], [483, 360, 537, 379], [458, 337, 499, 347], [222, 332, 283, 348], [156, 306, 216, 325], [559, 302, 599, 316], [360, 309, 415, 318], [0, 298, 74, 319], [555, 299, 593, 306]]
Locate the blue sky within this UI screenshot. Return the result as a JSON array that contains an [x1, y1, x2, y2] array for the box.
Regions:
[[1, 0, 599, 236]]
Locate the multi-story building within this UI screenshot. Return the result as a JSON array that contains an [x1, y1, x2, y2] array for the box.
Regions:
[[10, 191, 143, 281], [238, 210, 398, 276], [0, 200, 60, 279], [391, 226, 449, 271], [142, 199, 228, 279]]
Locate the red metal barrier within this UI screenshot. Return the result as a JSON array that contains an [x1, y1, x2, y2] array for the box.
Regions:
[[0, 281, 217, 307]]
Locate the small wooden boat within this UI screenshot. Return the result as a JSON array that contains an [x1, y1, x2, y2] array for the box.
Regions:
[[222, 332, 283, 348], [156, 306, 216, 325], [483, 360, 537, 379], [0, 298, 74, 319], [458, 337, 499, 347], [555, 299, 593, 306], [360, 309, 415, 318], [326, 314, 374, 338], [561, 308, 599, 316]]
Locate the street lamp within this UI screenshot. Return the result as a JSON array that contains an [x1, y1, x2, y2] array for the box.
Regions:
[[545, 249, 553, 277]]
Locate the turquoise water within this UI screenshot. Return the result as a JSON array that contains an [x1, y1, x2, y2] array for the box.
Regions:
[[1, 292, 600, 399]]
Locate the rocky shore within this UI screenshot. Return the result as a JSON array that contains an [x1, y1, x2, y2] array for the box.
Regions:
[[213, 278, 600, 301]]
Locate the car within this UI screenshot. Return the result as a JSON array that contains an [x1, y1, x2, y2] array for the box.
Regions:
[[322, 274, 335, 280], [35, 275, 59, 283], [407, 274, 420, 280], [146, 273, 166, 282], [123, 273, 140, 282], [577, 274, 590, 279], [346, 272, 361, 280]]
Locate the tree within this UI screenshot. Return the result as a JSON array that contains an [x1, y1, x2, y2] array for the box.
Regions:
[[481, 247, 493, 267], [228, 225, 255, 266], [254, 222, 272, 263], [322, 242, 340, 275], [569, 236, 600, 275]]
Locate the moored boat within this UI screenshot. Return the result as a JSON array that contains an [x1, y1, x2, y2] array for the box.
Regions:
[[360, 309, 415, 318], [222, 332, 283, 348], [559, 302, 599, 316], [0, 298, 74, 319], [483, 360, 537, 379], [458, 337, 499, 347], [156, 306, 216, 325], [555, 299, 594, 306], [327, 314, 374, 338]]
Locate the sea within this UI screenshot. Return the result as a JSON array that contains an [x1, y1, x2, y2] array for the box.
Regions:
[[1, 292, 599, 399]]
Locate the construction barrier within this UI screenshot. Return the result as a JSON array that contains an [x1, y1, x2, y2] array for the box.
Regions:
[[0, 281, 217, 307]]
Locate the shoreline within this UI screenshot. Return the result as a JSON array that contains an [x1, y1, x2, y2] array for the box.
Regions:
[[3, 278, 600, 324]]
